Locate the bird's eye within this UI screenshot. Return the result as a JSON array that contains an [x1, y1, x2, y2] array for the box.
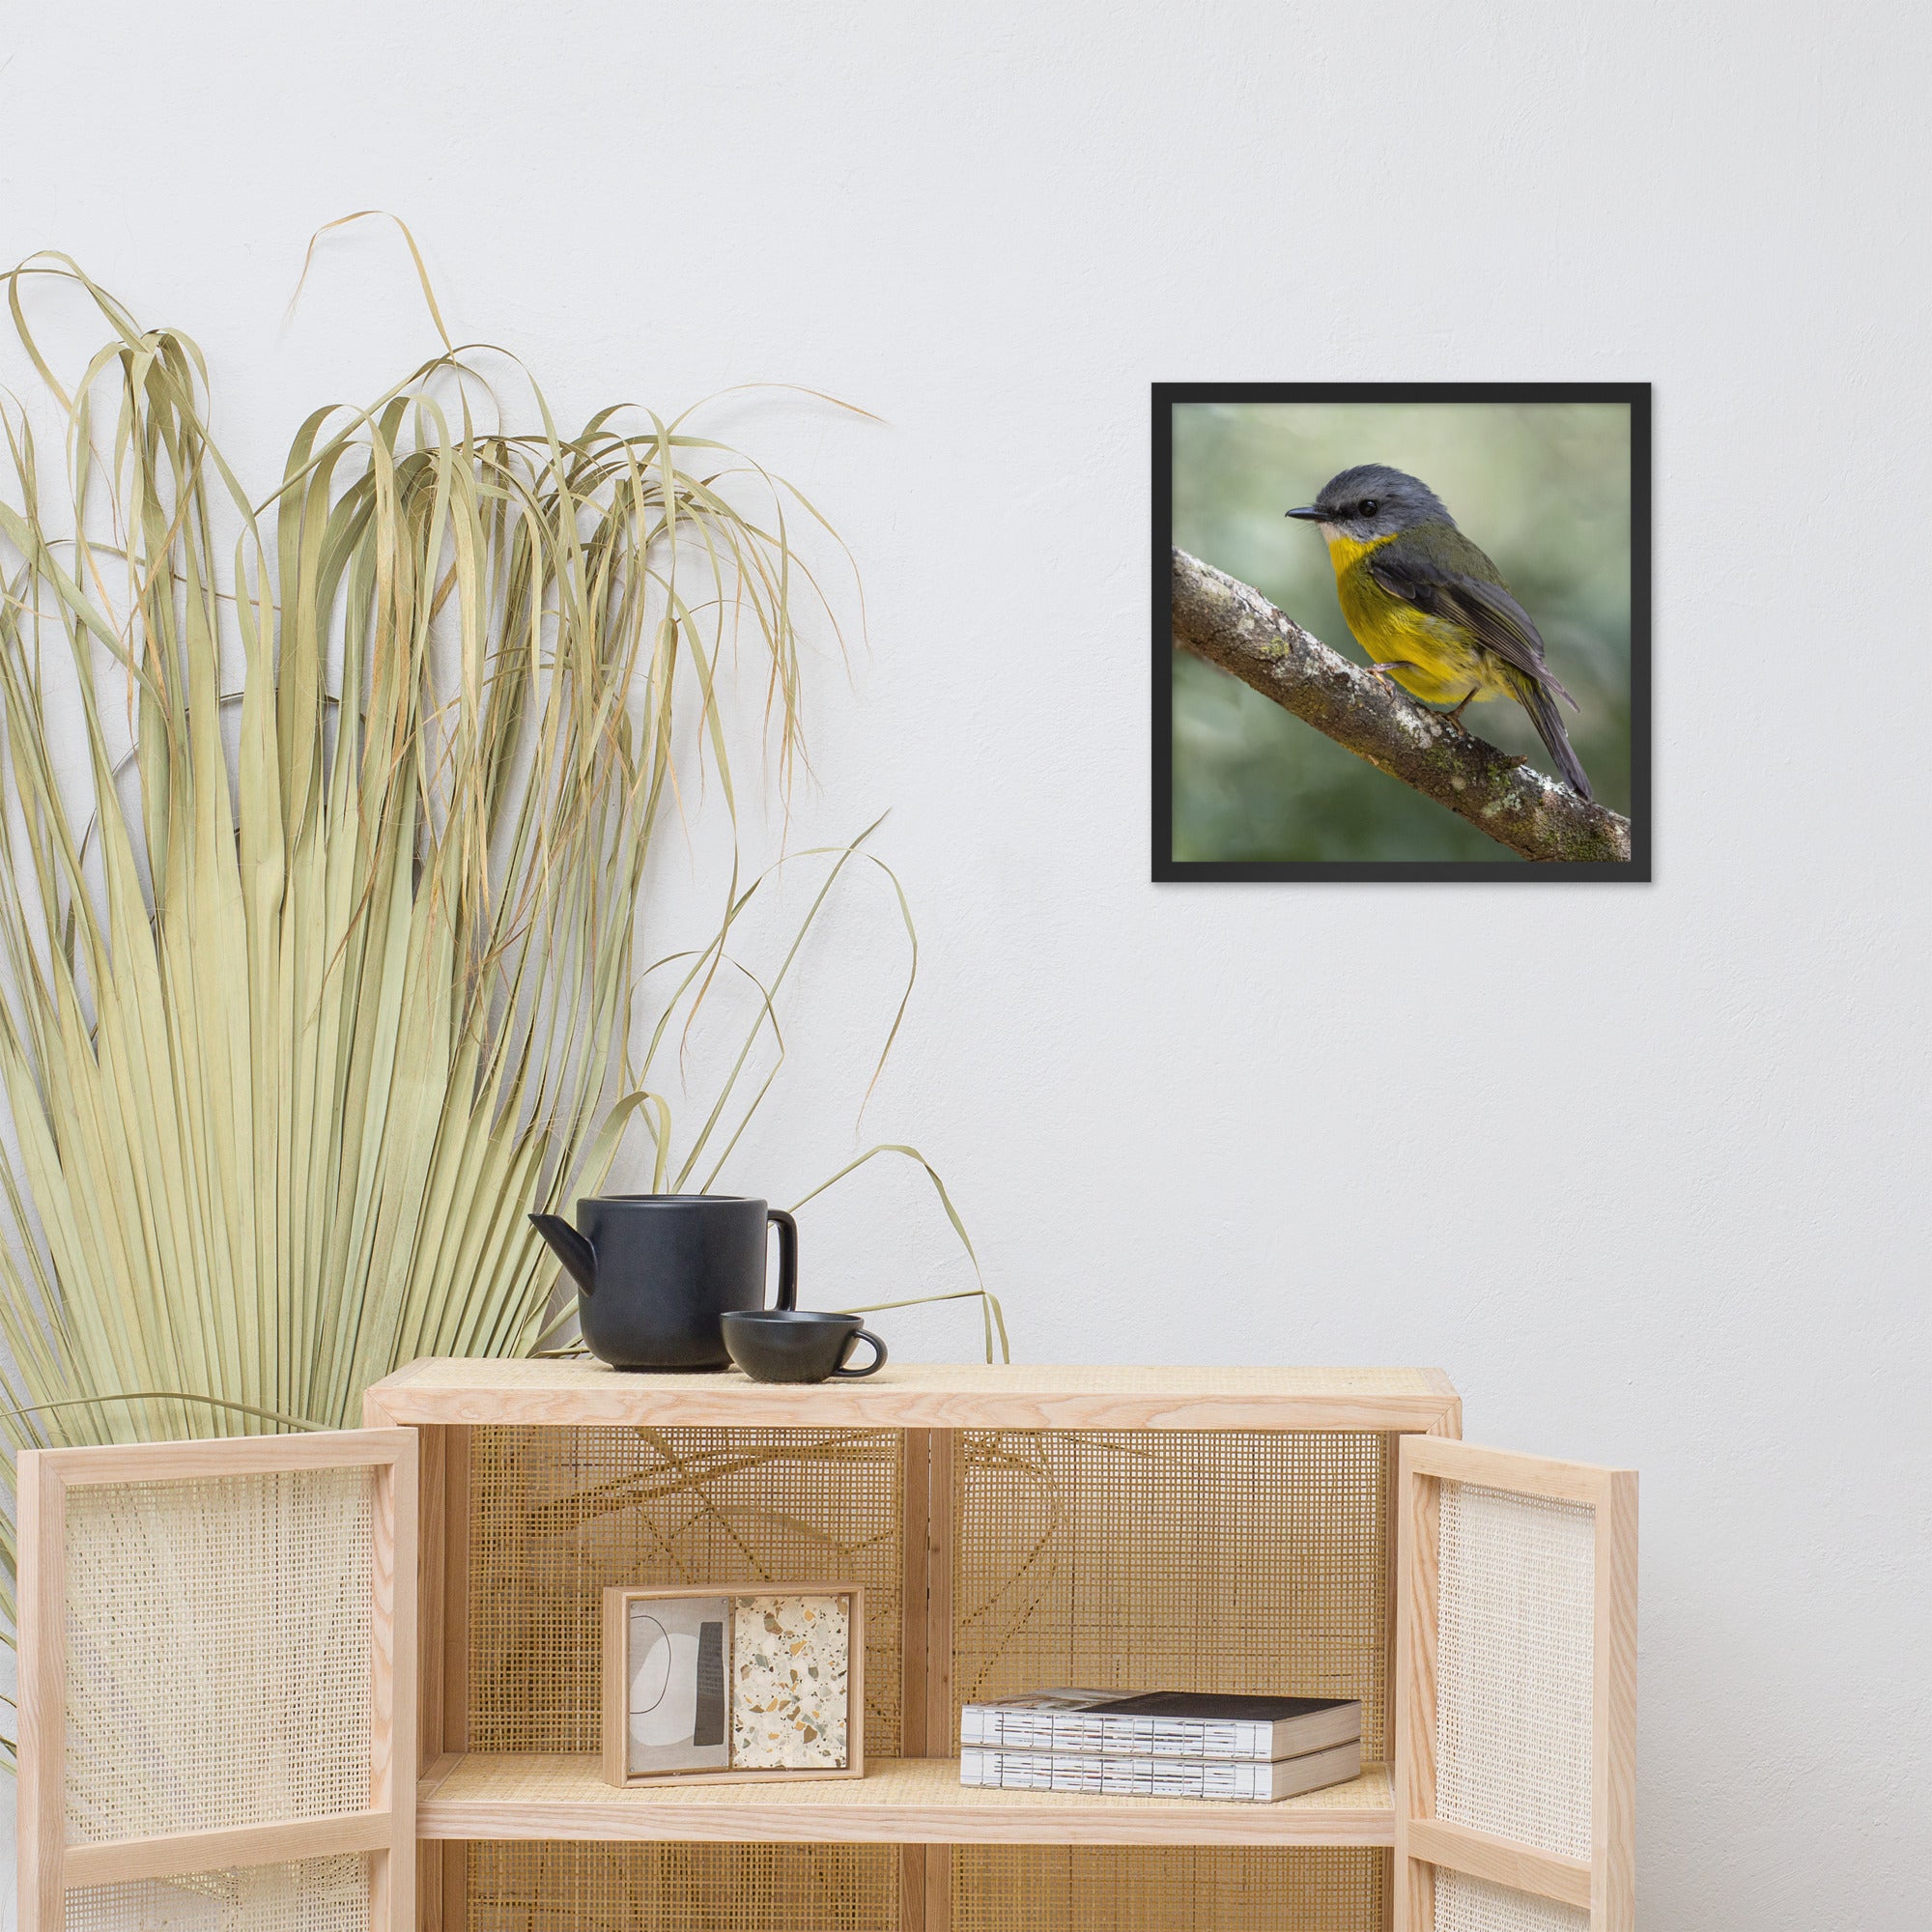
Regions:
[[1358, 499, 1379, 518]]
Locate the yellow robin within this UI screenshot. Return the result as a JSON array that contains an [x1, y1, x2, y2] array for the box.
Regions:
[[1287, 464, 1592, 800]]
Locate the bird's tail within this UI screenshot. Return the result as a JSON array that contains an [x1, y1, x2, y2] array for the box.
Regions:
[[1513, 673, 1593, 801]]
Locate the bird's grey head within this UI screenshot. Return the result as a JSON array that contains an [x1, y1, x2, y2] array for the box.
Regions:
[[1286, 465, 1453, 543]]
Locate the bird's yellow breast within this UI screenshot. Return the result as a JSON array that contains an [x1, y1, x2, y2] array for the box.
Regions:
[[1322, 529, 1393, 576], [1323, 530, 1513, 708]]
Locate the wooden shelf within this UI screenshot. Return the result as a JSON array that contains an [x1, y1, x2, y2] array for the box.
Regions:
[[415, 1753, 1395, 1848], [366, 1357, 1461, 1434]]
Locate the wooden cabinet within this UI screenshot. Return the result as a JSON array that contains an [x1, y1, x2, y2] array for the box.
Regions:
[[17, 1363, 1635, 1932]]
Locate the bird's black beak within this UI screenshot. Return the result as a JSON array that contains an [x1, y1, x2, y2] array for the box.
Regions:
[[1285, 505, 1326, 522]]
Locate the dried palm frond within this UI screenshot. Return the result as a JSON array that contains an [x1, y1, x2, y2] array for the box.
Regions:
[[0, 241, 1001, 1766]]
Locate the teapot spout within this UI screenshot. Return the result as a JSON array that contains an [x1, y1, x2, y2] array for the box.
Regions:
[[529, 1212, 598, 1295]]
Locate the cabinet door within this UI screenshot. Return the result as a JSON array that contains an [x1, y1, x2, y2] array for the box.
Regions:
[[1395, 1437, 1636, 1932], [17, 1429, 417, 1932]]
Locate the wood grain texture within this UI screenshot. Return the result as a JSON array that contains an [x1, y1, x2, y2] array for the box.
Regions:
[[409, 1420, 447, 1778], [1406, 1817, 1593, 1910], [377, 1418, 470, 1770], [925, 1840, 952, 1930], [372, 1454, 413, 1799], [1595, 1469, 1639, 1932], [848, 1587, 869, 1781], [61, 1810, 390, 1887], [900, 1845, 928, 1932], [1378, 1440, 1401, 1795], [1384, 1398, 1461, 1931], [1395, 1438, 1639, 1932], [602, 1584, 629, 1787], [380, 1415, 466, 1932], [438, 1426, 469, 1932], [440, 1425, 470, 1755], [417, 1841, 466, 1932], [38, 1429, 412, 1484], [15, 1453, 65, 1932], [21, 1429, 417, 1932], [415, 1752, 1395, 1847], [372, 1438, 418, 1932], [362, 1358, 1462, 1434], [1402, 1436, 1624, 1507], [1393, 1436, 1441, 1932]]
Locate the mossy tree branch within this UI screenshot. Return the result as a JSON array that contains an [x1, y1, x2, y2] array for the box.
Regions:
[[1171, 547, 1633, 865]]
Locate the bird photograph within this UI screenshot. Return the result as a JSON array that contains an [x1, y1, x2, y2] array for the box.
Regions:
[[1286, 463, 1592, 801], [1168, 399, 1635, 867]]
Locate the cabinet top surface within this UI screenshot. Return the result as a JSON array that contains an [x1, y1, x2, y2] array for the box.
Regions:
[[364, 1357, 1460, 1431]]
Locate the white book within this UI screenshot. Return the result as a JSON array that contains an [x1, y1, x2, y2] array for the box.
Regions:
[[958, 1737, 1363, 1804], [959, 1689, 1361, 1762]]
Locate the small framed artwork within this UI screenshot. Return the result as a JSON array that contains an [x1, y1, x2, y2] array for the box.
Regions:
[[601, 1583, 865, 1787], [1155, 382, 1651, 881]]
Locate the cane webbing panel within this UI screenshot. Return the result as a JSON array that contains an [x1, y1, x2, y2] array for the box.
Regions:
[[952, 1847, 1387, 1931], [1435, 1481, 1595, 1860], [952, 1431, 1392, 1759], [63, 1469, 375, 1842], [1434, 1870, 1590, 1932], [468, 1426, 902, 1756], [63, 1855, 370, 1932], [466, 1841, 896, 1932]]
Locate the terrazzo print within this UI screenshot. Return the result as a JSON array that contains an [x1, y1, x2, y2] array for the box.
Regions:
[[730, 1594, 850, 1769]]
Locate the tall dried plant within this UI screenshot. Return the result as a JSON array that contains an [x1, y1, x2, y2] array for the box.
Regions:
[[0, 239, 999, 1764]]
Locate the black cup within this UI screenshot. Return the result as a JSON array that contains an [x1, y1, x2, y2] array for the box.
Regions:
[[721, 1310, 888, 1383]]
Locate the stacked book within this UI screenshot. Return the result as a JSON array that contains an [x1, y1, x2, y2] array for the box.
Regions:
[[958, 1689, 1362, 1804]]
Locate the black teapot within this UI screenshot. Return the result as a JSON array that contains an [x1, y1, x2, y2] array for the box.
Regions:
[[529, 1194, 797, 1371]]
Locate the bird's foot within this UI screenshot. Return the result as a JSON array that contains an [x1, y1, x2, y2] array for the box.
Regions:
[[1367, 659, 1420, 694]]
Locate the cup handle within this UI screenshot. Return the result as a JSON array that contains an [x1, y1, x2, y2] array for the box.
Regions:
[[832, 1328, 887, 1378], [767, 1208, 798, 1311]]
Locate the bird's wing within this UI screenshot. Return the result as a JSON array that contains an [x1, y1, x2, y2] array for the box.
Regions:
[[1366, 546, 1577, 711]]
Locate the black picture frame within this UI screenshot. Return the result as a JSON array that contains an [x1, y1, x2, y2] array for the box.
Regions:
[[1152, 382, 1652, 882]]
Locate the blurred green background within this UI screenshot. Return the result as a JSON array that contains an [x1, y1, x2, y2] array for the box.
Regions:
[[1171, 402, 1633, 864]]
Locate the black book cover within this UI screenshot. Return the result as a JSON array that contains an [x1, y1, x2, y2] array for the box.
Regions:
[[1092, 1692, 1351, 1721]]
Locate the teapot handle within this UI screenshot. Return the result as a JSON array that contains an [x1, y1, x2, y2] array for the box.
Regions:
[[767, 1208, 798, 1311]]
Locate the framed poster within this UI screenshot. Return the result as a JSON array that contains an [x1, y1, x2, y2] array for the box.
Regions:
[[601, 1583, 865, 1787], [1154, 383, 1651, 881]]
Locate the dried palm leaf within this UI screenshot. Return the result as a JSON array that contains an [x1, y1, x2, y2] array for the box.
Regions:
[[0, 239, 1002, 1766]]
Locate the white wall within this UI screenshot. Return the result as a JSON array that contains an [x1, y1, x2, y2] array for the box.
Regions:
[[5, 2, 1929, 1924]]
